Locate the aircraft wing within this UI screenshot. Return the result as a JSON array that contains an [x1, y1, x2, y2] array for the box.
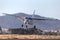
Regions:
[[3, 13, 24, 21], [15, 16, 25, 21], [29, 18, 52, 20], [2, 13, 13, 16]]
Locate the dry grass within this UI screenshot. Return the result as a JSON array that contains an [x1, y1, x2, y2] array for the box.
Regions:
[[0, 34, 60, 39]]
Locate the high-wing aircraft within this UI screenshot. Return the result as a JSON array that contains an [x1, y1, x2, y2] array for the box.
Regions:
[[15, 10, 48, 25], [3, 10, 52, 27]]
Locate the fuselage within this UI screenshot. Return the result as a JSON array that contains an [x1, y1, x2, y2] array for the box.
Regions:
[[24, 17, 33, 25]]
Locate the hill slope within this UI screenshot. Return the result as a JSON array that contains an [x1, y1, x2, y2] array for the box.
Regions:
[[0, 13, 60, 30]]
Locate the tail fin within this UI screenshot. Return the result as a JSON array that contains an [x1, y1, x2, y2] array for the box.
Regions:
[[32, 10, 35, 18]]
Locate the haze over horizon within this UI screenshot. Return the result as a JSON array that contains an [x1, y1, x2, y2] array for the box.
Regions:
[[0, 0, 60, 19]]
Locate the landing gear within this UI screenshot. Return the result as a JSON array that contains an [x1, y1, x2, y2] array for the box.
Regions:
[[21, 24, 28, 29], [33, 25, 36, 29], [21, 24, 38, 30], [22, 24, 23, 28], [26, 25, 28, 28]]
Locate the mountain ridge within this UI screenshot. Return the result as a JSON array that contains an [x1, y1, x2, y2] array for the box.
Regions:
[[0, 13, 60, 30]]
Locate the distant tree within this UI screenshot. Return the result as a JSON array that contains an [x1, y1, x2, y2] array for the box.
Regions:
[[0, 26, 2, 34], [0, 26, 1, 30]]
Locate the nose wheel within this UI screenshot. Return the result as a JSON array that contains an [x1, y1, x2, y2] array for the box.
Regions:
[[21, 24, 28, 29]]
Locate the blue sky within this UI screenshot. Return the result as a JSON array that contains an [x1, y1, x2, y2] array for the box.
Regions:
[[0, 0, 60, 19]]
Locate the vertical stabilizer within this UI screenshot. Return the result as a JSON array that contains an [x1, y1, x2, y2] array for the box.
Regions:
[[32, 10, 35, 18]]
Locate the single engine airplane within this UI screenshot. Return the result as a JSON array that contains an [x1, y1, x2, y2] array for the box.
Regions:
[[3, 10, 52, 28]]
